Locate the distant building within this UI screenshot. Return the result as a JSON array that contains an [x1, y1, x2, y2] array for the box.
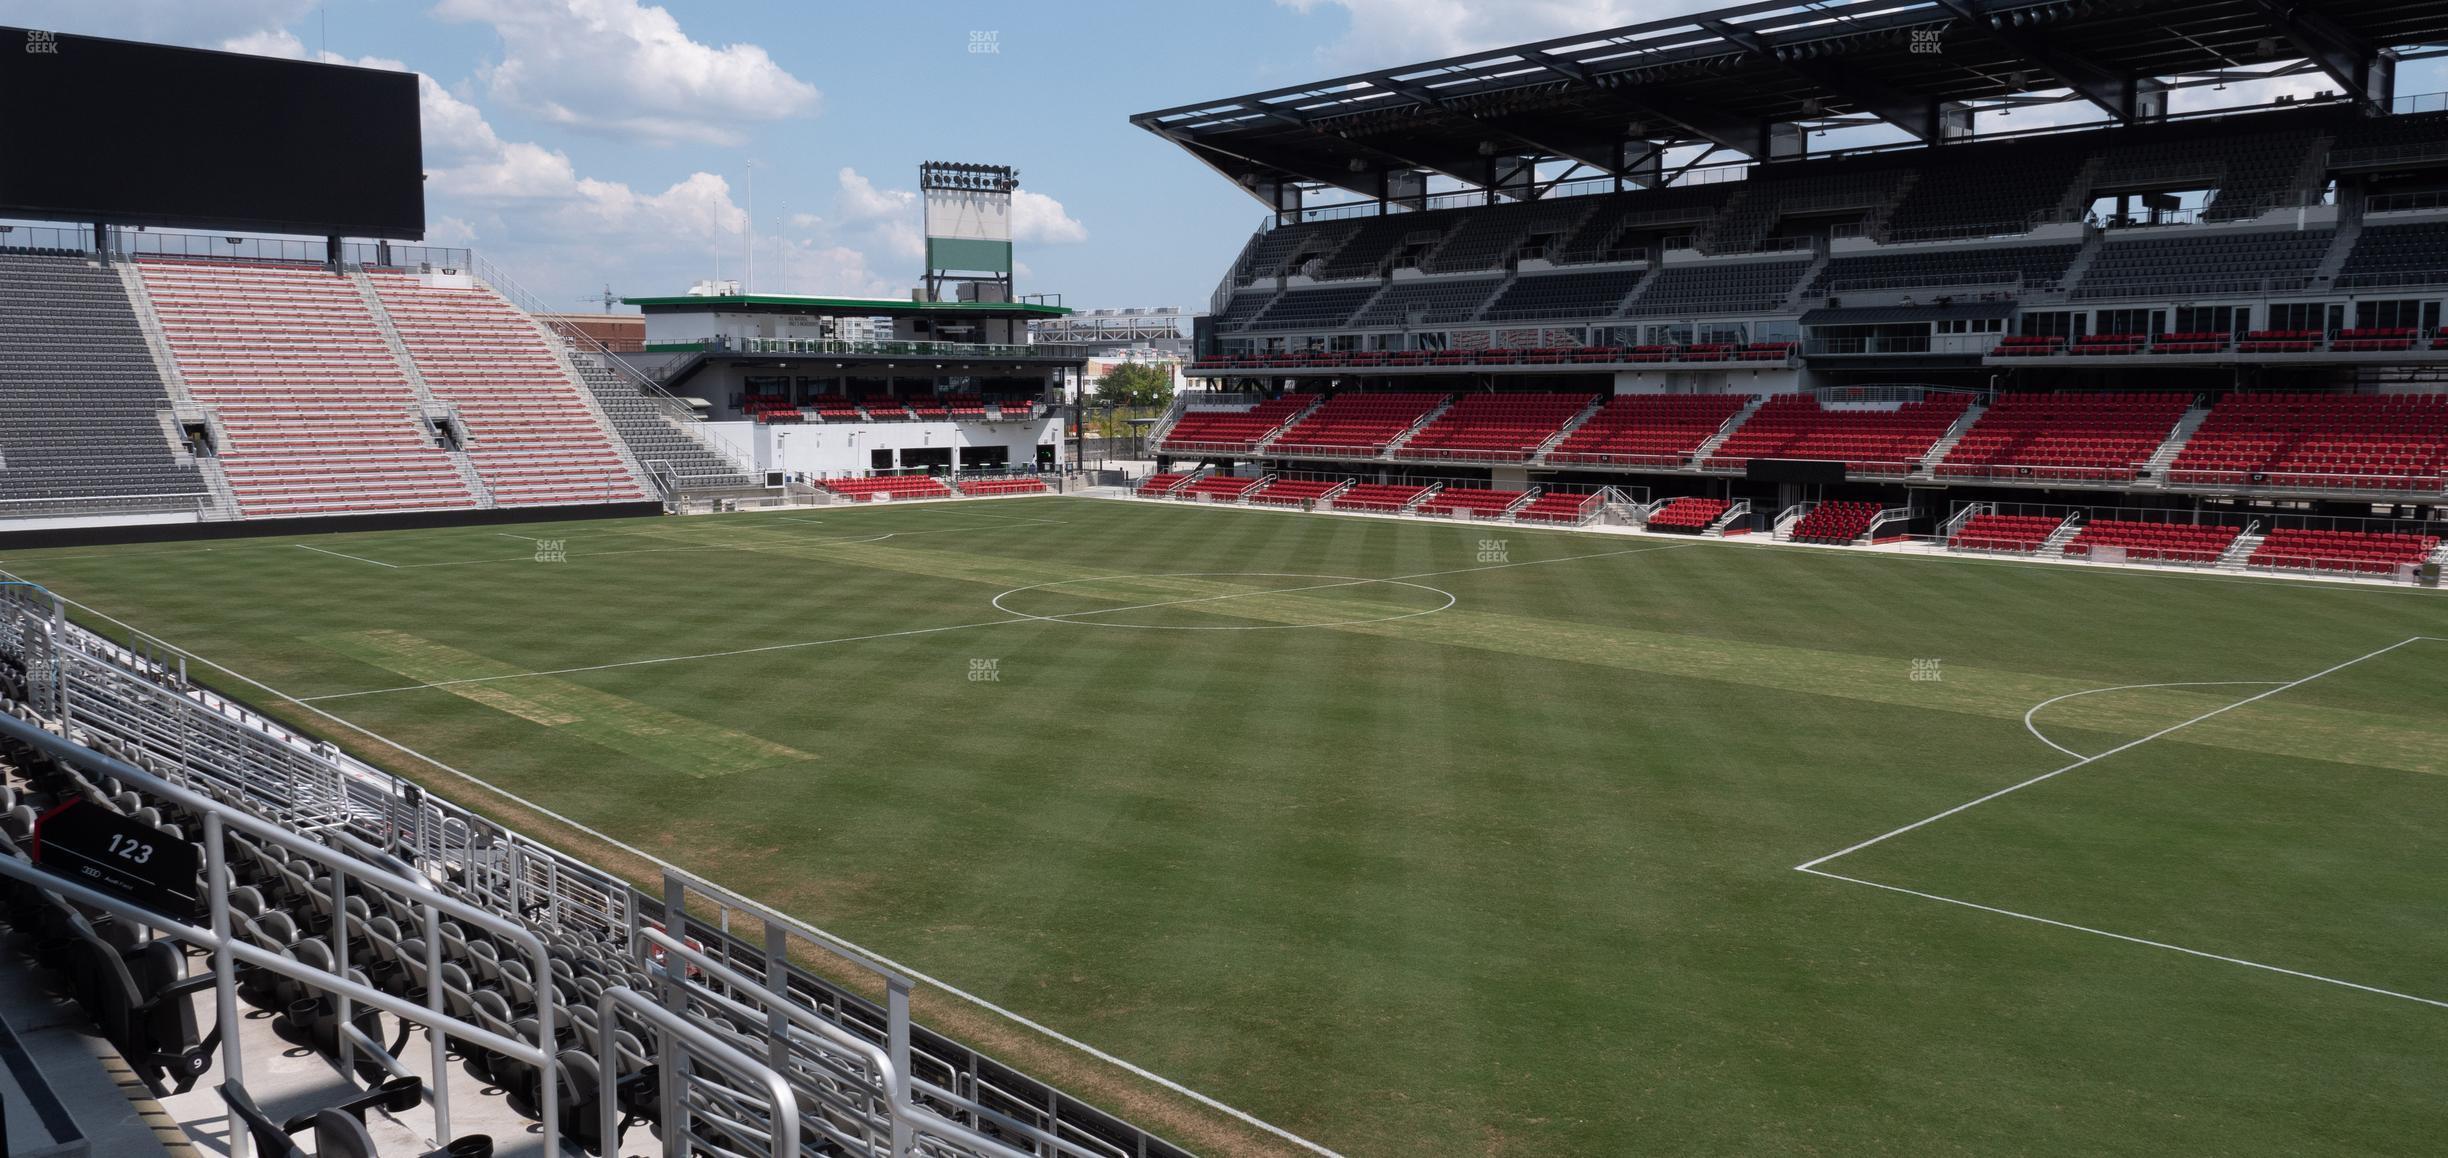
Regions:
[[536, 311, 645, 353]]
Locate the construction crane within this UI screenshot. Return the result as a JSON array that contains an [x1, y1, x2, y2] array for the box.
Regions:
[[576, 284, 619, 313]]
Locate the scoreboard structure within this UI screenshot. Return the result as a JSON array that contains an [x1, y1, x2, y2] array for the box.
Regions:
[[919, 161, 1016, 304]]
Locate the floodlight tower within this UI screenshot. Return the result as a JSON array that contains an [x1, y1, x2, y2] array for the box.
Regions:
[[919, 161, 1018, 303]]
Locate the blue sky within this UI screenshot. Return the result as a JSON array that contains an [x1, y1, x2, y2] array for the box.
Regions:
[[6, 1, 2438, 312], [8, 0, 1658, 311]]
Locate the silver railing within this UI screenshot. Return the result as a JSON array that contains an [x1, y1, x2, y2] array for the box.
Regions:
[[0, 577, 1196, 1158], [0, 709, 561, 1158]]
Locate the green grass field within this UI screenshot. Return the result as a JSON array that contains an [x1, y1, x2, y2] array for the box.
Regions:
[[4, 495, 2445, 1156]]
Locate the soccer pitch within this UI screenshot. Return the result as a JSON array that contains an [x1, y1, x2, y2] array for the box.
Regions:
[[5, 495, 2445, 1157]]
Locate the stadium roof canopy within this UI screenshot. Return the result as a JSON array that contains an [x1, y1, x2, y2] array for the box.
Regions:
[[1133, 0, 2448, 207]]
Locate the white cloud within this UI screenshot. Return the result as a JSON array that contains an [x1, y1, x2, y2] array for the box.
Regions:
[[1013, 189, 1087, 244], [433, 0, 820, 146], [835, 167, 915, 221]]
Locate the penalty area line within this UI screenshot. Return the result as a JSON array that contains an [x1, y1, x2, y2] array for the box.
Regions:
[[294, 544, 400, 569], [1796, 636, 2433, 872], [1798, 867, 2448, 1011]]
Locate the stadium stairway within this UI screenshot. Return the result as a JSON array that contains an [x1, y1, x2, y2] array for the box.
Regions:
[[1685, 395, 1769, 463], [1910, 403, 1986, 477], [2040, 514, 2086, 553], [2218, 527, 2267, 569], [113, 264, 243, 520], [2140, 404, 2213, 480], [1530, 395, 1609, 461], [350, 274, 496, 507], [563, 349, 754, 491]]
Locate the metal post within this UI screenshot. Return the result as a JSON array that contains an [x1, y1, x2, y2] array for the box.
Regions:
[[889, 977, 916, 1157], [330, 862, 352, 1076], [424, 897, 451, 1143], [206, 813, 250, 1158], [660, 874, 690, 1147]]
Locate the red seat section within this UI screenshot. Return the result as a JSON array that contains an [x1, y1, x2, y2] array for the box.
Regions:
[[1548, 395, 1750, 468], [1330, 483, 1432, 512], [957, 476, 1049, 496], [2064, 519, 2239, 563], [2332, 328, 2417, 353], [1399, 392, 1594, 462], [1161, 396, 1311, 452], [1936, 392, 2191, 482], [861, 396, 913, 421], [137, 259, 477, 519], [1247, 477, 1341, 505], [1177, 474, 1266, 501], [366, 273, 650, 507], [2237, 329, 2323, 353], [1646, 496, 1729, 532], [1414, 487, 1526, 518], [1948, 513, 2066, 552], [1789, 500, 1881, 544], [1136, 472, 1193, 495], [945, 393, 988, 419], [819, 475, 954, 502], [810, 394, 863, 422], [2168, 393, 2448, 491], [1270, 393, 1448, 456], [743, 395, 804, 423], [2249, 528, 2439, 574], [1706, 394, 1972, 474], [1513, 492, 1595, 523]]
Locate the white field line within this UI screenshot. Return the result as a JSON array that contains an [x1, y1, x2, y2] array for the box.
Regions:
[[32, 587, 1350, 1158], [300, 541, 1694, 702], [1796, 636, 2432, 872], [999, 544, 1692, 622], [389, 517, 1069, 567], [2020, 680, 2282, 759], [294, 543, 400, 569], [1798, 867, 2448, 1010]]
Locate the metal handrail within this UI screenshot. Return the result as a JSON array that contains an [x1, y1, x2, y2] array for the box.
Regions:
[[598, 986, 800, 1157], [642, 929, 1040, 1158], [0, 711, 560, 1158]]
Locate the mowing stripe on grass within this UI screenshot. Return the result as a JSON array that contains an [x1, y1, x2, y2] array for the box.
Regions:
[[1795, 636, 2432, 873], [317, 629, 812, 778], [1797, 867, 2448, 1010]]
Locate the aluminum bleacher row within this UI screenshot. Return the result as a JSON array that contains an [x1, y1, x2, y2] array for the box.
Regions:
[[0, 590, 1187, 1158], [1934, 392, 2192, 482], [0, 251, 206, 518]]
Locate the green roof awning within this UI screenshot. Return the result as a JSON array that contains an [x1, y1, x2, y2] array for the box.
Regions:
[[621, 294, 1069, 319]]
